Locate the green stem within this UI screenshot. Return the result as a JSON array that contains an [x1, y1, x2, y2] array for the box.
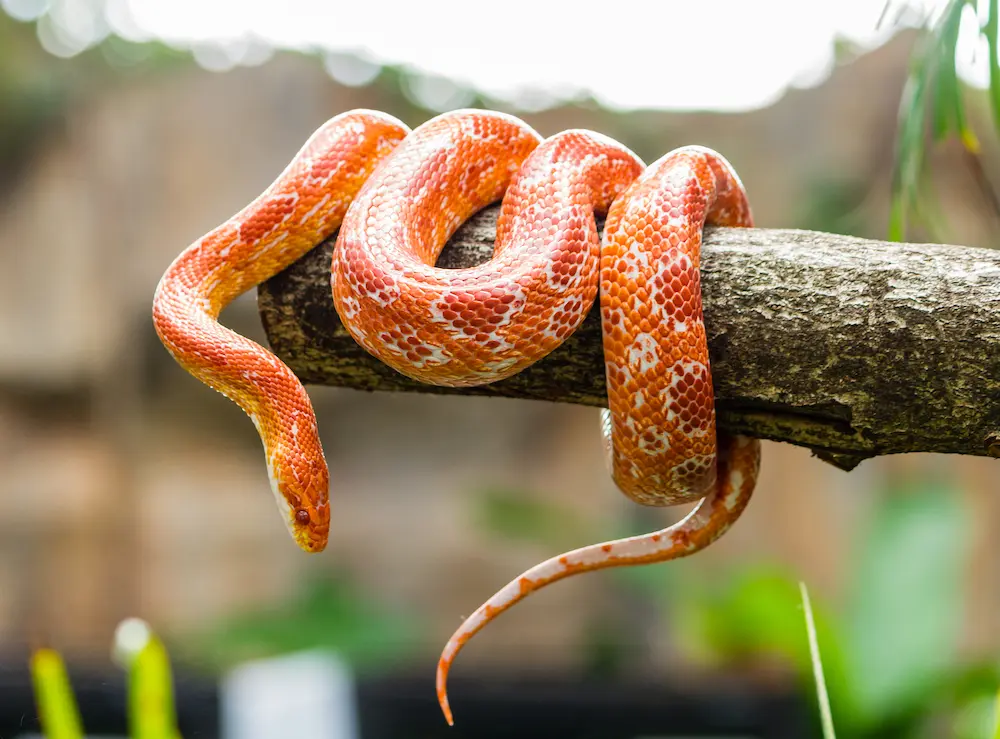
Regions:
[[30, 649, 85, 739], [801, 583, 837, 739]]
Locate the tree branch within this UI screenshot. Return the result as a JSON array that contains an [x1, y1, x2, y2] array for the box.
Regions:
[[257, 205, 1000, 471]]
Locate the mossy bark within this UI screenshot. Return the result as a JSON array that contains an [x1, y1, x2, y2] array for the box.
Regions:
[[258, 205, 1000, 471]]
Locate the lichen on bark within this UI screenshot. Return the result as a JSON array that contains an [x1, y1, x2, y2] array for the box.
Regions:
[[257, 205, 1000, 471]]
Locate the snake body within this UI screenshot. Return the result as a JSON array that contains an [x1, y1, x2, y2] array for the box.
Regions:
[[153, 110, 409, 551], [152, 109, 760, 725]]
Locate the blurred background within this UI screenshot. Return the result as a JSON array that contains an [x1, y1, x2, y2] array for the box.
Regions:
[[1, 0, 1000, 737]]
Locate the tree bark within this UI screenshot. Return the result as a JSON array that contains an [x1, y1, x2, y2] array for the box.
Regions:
[[257, 205, 1000, 471]]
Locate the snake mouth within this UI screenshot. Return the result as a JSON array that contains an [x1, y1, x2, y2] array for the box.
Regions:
[[298, 535, 328, 553], [295, 524, 329, 553]]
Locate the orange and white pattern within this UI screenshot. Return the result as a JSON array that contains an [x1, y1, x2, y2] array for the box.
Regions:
[[151, 109, 761, 726], [153, 110, 410, 552]]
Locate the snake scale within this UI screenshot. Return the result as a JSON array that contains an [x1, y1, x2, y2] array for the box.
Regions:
[[152, 109, 761, 724]]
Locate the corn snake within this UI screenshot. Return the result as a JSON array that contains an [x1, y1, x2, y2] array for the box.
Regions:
[[151, 108, 761, 725]]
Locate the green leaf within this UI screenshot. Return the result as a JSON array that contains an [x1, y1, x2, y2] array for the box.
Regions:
[[474, 487, 593, 550], [128, 635, 182, 739], [672, 565, 847, 683], [993, 688, 1000, 739], [840, 478, 968, 728], [986, 0, 1000, 139], [931, 0, 979, 151], [192, 576, 422, 670], [947, 686, 1000, 739], [889, 55, 930, 241], [890, 0, 979, 240], [30, 648, 84, 739]]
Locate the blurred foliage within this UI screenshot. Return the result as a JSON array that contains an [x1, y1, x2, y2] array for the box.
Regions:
[[183, 574, 424, 673], [0, 11, 192, 194], [0, 7, 506, 139], [30, 648, 84, 739], [31, 620, 181, 739], [670, 476, 993, 739], [802, 584, 1000, 739], [796, 177, 874, 236], [888, 0, 997, 240], [842, 478, 965, 725], [691, 478, 997, 739], [475, 486, 596, 551], [126, 631, 182, 739], [4, 0, 999, 244], [474, 486, 685, 674], [30, 582, 421, 735], [476, 474, 1000, 739], [0, 13, 69, 194]]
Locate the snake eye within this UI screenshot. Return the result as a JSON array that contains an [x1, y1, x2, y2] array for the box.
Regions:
[[295, 508, 311, 525]]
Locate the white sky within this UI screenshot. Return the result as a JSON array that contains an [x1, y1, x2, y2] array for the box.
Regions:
[[1, 0, 992, 111]]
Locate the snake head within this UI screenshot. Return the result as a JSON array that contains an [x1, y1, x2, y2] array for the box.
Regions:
[[289, 496, 330, 553], [268, 454, 331, 553]]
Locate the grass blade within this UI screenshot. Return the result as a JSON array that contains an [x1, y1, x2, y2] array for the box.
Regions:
[[801, 582, 837, 739], [30, 648, 85, 739]]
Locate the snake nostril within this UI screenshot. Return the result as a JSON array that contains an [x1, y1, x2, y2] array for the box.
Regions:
[[295, 508, 311, 525]]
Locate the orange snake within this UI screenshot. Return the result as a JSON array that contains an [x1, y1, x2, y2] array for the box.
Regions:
[[152, 109, 761, 725]]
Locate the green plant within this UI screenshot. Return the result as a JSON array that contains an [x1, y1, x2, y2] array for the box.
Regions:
[[888, 0, 997, 240], [31, 648, 85, 739], [475, 471, 1000, 738], [683, 475, 1000, 739], [186, 574, 425, 672], [31, 619, 182, 739], [803, 582, 837, 739], [801, 579, 1000, 739]]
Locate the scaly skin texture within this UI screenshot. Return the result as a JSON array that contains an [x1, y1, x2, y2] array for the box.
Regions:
[[152, 108, 760, 726], [152, 110, 410, 551], [333, 112, 644, 386], [330, 113, 760, 725], [601, 147, 757, 505]]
